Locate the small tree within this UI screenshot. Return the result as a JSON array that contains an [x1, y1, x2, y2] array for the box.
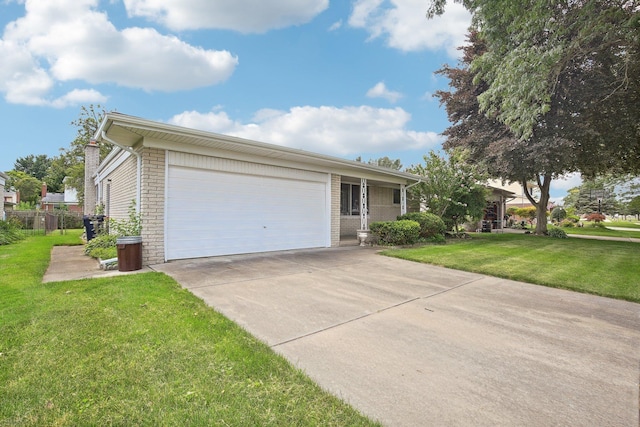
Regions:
[[550, 207, 567, 223]]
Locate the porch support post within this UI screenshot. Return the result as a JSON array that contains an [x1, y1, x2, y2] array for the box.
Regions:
[[360, 178, 368, 230], [400, 184, 407, 215]]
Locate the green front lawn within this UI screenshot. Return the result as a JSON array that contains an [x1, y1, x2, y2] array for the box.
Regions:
[[382, 233, 640, 303], [0, 231, 377, 426]]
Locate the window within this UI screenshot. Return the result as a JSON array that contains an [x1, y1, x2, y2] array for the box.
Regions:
[[341, 183, 360, 216], [393, 188, 401, 204], [341, 183, 370, 215]]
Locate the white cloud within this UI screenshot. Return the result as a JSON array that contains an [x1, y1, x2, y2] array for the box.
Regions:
[[169, 105, 442, 157], [551, 173, 583, 192], [366, 82, 403, 103], [51, 89, 108, 109], [0, 0, 238, 106], [349, 0, 471, 57], [123, 0, 329, 33], [328, 20, 343, 31]]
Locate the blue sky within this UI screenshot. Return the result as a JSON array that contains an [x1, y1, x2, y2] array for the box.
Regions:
[[0, 0, 578, 201]]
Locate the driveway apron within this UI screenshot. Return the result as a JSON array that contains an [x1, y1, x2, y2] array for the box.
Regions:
[[151, 246, 640, 427]]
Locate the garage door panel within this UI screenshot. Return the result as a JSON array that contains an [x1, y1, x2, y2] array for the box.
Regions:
[[167, 166, 328, 260]]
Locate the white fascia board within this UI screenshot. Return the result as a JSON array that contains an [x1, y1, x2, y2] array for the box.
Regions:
[[99, 112, 421, 185]]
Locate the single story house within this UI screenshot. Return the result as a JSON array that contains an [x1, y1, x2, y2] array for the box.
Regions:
[[40, 181, 82, 213], [88, 113, 421, 265]]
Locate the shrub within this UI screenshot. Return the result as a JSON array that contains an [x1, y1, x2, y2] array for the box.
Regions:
[[585, 213, 605, 223], [559, 219, 575, 228], [0, 219, 24, 245], [85, 234, 117, 258], [548, 228, 568, 239], [370, 220, 420, 246], [397, 212, 446, 238], [550, 207, 567, 223]]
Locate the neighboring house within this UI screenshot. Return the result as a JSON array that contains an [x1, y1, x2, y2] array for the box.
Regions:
[[0, 171, 7, 220], [40, 180, 82, 213], [89, 112, 420, 266], [481, 185, 517, 231]]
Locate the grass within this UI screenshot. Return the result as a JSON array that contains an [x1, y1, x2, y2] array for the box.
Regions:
[[382, 233, 640, 303], [0, 230, 378, 426]]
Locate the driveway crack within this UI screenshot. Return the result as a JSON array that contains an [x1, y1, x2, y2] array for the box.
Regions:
[[271, 276, 484, 348]]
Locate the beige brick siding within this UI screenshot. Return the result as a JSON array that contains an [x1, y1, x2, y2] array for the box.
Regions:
[[140, 147, 165, 265], [340, 185, 401, 238], [330, 174, 341, 247]]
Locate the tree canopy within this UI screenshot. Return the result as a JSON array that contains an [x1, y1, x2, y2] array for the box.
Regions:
[[429, 0, 639, 233], [428, 1, 639, 176]]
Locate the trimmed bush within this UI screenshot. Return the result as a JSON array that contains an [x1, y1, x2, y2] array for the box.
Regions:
[[370, 220, 420, 246], [559, 219, 575, 228], [548, 228, 568, 239], [397, 212, 446, 239]]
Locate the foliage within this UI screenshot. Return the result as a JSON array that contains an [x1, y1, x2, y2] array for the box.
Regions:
[[434, 32, 555, 235], [586, 213, 605, 223], [5, 170, 42, 204], [397, 212, 446, 239], [370, 220, 421, 246], [547, 228, 568, 239], [15, 201, 36, 211], [14, 154, 52, 182], [0, 232, 377, 426], [513, 207, 537, 223], [0, 219, 24, 245], [550, 207, 567, 223], [84, 234, 117, 258], [559, 219, 576, 228], [429, 0, 640, 177], [407, 149, 487, 230], [355, 156, 403, 170], [59, 104, 109, 205], [562, 176, 619, 214], [628, 196, 640, 218], [109, 200, 142, 237], [383, 233, 640, 302]]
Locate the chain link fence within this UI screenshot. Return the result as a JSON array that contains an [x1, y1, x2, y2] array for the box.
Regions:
[[6, 211, 84, 235]]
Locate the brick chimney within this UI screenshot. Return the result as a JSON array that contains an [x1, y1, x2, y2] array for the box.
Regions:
[[41, 182, 47, 198], [84, 139, 100, 215]]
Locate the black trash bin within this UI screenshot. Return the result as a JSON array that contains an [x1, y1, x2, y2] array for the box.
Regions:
[[83, 215, 106, 241], [117, 236, 142, 271], [83, 215, 95, 241]]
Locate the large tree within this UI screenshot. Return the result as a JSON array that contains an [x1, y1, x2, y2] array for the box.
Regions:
[[62, 105, 110, 205], [5, 170, 41, 205], [14, 154, 52, 182], [427, 1, 639, 176], [428, 0, 639, 233], [435, 32, 561, 234]]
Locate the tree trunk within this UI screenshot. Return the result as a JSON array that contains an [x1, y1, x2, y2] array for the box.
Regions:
[[521, 175, 552, 235]]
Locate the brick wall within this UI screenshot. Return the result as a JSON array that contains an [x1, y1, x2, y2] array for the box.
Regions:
[[340, 185, 401, 238], [140, 147, 165, 265], [330, 174, 341, 247]]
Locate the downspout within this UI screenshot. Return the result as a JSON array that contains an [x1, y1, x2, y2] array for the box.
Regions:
[[101, 131, 142, 214]]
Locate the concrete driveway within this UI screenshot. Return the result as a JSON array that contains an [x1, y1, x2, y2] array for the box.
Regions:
[[151, 246, 640, 426]]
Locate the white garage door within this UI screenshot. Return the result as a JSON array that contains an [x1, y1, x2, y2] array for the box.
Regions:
[[166, 165, 329, 260]]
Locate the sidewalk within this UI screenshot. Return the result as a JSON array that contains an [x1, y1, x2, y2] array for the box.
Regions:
[[42, 245, 152, 283], [500, 227, 640, 243]]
